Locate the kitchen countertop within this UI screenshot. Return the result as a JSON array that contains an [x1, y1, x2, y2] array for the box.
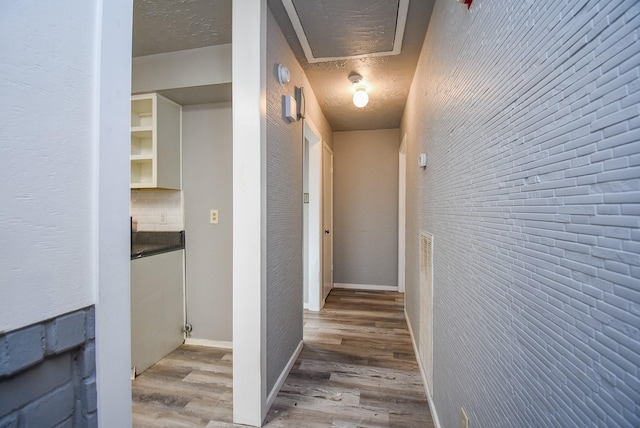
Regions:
[[131, 231, 185, 259]]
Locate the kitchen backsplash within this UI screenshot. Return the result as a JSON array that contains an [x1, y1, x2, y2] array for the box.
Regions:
[[131, 189, 184, 231]]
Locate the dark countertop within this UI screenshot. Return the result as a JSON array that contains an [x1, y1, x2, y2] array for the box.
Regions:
[[131, 231, 185, 259]]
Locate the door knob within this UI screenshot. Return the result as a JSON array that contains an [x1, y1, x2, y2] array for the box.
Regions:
[[325, 229, 330, 234]]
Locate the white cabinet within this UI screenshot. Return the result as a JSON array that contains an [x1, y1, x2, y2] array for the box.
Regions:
[[131, 93, 182, 189], [131, 250, 184, 376]]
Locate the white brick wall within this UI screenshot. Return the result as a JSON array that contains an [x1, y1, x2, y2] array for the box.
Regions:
[[401, 1, 639, 427], [130, 189, 184, 231]]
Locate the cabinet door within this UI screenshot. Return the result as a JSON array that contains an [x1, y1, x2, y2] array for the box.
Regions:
[[130, 250, 184, 375], [156, 95, 182, 189]]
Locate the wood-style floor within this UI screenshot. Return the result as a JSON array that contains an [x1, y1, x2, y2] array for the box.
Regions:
[[132, 289, 434, 427]]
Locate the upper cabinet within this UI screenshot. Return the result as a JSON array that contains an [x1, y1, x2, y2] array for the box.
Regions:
[[131, 93, 182, 189]]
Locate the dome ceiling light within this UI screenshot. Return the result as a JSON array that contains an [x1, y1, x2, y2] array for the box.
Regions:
[[349, 73, 369, 108]]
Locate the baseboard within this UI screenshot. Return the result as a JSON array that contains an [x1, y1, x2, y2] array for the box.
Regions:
[[334, 283, 398, 291], [303, 302, 310, 310], [184, 338, 233, 350], [404, 308, 442, 428], [266, 340, 303, 409]]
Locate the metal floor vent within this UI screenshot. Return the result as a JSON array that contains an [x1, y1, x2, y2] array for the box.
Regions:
[[419, 230, 434, 397]]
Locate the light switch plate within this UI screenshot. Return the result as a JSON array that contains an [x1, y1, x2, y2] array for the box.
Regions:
[[159, 210, 167, 224], [210, 209, 219, 224]]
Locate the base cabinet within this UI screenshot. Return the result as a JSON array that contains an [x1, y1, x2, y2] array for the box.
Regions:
[[131, 250, 184, 376]]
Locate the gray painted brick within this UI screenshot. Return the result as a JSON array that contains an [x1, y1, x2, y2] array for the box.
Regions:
[[78, 341, 95, 379], [20, 383, 74, 428], [0, 415, 17, 428], [85, 308, 95, 341], [79, 376, 97, 413], [401, 1, 640, 427], [0, 325, 44, 377], [0, 353, 70, 417], [45, 311, 85, 355]]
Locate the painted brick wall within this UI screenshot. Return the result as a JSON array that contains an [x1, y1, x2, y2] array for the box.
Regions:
[[265, 9, 333, 393], [401, 1, 640, 427], [0, 307, 97, 427]]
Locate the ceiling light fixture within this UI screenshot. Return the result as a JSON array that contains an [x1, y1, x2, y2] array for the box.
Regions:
[[349, 73, 369, 108]]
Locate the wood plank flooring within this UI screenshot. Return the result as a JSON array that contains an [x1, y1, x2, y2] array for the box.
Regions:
[[132, 289, 433, 427]]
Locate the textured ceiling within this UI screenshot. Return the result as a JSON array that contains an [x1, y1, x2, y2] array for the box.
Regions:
[[270, 0, 435, 131], [288, 0, 400, 60], [132, 0, 231, 57], [132, 0, 435, 132]]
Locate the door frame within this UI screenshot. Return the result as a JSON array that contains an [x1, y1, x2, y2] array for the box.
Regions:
[[322, 142, 334, 302], [398, 134, 407, 293], [303, 118, 324, 312]]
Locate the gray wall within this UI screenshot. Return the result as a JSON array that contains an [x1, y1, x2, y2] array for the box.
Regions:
[[333, 129, 400, 287], [0, 307, 97, 426], [183, 102, 233, 342], [401, 1, 640, 427], [265, 9, 333, 393]]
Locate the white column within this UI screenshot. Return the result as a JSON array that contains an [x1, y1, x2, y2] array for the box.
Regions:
[[232, 0, 268, 425]]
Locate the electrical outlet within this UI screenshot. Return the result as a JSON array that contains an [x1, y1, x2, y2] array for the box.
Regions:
[[159, 210, 167, 224], [210, 209, 219, 224], [461, 408, 468, 428]]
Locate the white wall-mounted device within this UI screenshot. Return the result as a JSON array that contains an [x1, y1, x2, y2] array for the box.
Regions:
[[277, 64, 291, 85], [419, 153, 428, 168], [283, 95, 297, 122]]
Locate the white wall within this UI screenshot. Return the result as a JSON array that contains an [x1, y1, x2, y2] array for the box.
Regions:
[[0, 0, 98, 333], [131, 44, 231, 93], [183, 102, 233, 343], [333, 129, 400, 288], [402, 1, 640, 427], [0, 0, 133, 425]]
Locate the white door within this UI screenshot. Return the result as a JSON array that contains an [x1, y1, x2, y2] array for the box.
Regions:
[[322, 144, 334, 301]]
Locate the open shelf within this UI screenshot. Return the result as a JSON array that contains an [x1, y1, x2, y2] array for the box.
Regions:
[[130, 93, 181, 189]]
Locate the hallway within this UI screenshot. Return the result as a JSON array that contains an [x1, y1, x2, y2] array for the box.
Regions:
[[132, 289, 433, 427]]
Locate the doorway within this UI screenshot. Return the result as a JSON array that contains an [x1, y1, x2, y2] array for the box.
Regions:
[[303, 118, 328, 311], [322, 143, 334, 301], [398, 134, 407, 293]]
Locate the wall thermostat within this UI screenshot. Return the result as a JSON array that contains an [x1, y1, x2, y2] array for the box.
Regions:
[[283, 95, 297, 122], [419, 153, 428, 168], [277, 64, 291, 85]]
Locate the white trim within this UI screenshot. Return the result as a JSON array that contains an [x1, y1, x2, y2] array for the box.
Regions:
[[94, 1, 133, 426], [281, 0, 409, 64], [405, 308, 442, 428], [184, 338, 233, 350], [303, 302, 310, 310], [232, 1, 268, 425], [266, 340, 304, 409], [334, 283, 398, 292], [398, 134, 407, 293], [322, 142, 334, 302], [304, 118, 323, 312]]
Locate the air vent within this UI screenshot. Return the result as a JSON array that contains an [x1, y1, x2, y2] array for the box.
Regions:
[[282, 0, 409, 63], [419, 230, 434, 397]]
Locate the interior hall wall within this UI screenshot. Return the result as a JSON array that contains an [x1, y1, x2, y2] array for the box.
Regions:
[[333, 129, 400, 288], [182, 102, 233, 343], [265, 8, 333, 393], [400, 0, 640, 427]]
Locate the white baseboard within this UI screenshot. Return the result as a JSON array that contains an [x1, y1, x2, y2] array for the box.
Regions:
[[405, 308, 442, 428], [184, 338, 233, 350], [303, 302, 310, 310], [266, 340, 303, 409], [334, 283, 398, 291]]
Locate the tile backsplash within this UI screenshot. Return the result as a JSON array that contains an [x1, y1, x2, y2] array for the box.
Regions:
[[131, 189, 184, 231]]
